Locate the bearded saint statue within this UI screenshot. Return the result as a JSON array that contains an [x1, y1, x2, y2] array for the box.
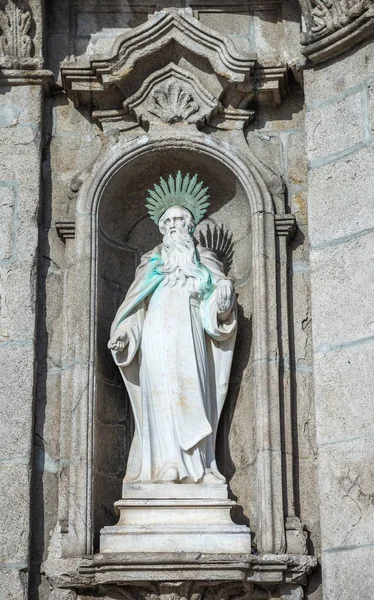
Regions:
[[108, 172, 237, 485]]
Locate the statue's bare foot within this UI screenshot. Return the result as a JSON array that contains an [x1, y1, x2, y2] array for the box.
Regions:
[[158, 466, 179, 483]]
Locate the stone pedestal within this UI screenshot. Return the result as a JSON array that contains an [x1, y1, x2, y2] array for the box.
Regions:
[[100, 484, 251, 554]]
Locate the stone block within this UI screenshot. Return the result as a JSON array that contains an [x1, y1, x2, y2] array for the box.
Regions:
[[53, 100, 93, 137], [0, 568, 27, 600], [0, 464, 31, 563], [314, 340, 374, 445], [304, 41, 374, 103], [310, 232, 374, 348], [0, 185, 16, 260], [50, 133, 102, 175], [44, 270, 63, 372], [298, 454, 320, 552], [0, 123, 40, 153], [254, 88, 305, 131], [95, 423, 127, 476], [322, 545, 374, 600], [308, 145, 374, 246], [34, 373, 62, 461], [318, 436, 374, 550], [96, 375, 129, 424], [306, 92, 363, 160], [0, 263, 37, 342], [0, 344, 35, 459], [0, 85, 42, 124], [246, 132, 283, 179], [367, 81, 374, 133], [287, 132, 307, 186]]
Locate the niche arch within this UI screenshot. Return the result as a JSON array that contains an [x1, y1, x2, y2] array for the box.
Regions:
[[63, 132, 286, 558]]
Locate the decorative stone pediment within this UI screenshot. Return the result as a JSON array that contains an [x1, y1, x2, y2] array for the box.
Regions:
[[61, 7, 256, 99], [60, 7, 290, 132], [108, 8, 255, 83], [60, 7, 259, 117], [123, 64, 218, 127]]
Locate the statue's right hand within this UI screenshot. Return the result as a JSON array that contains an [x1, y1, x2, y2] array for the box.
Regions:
[[108, 332, 129, 352]]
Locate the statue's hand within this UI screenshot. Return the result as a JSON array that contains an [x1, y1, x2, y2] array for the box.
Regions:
[[108, 332, 129, 352], [216, 279, 235, 314]]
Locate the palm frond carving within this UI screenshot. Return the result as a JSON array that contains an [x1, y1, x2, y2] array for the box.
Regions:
[[199, 223, 234, 276]]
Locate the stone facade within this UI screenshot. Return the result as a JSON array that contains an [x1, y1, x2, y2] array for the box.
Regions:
[[0, 1, 373, 599]]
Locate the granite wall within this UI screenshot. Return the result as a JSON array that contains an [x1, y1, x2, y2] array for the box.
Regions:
[[0, 1, 373, 599]]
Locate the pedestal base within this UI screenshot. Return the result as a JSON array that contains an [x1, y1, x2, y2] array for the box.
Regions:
[[100, 484, 251, 554]]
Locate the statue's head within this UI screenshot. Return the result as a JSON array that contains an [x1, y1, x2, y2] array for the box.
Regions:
[[158, 205, 195, 237], [146, 171, 210, 226]]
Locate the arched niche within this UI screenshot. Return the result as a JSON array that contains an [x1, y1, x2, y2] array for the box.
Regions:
[[95, 147, 254, 546], [64, 134, 284, 557]]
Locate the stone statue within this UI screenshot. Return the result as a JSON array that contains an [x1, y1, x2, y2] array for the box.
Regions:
[[108, 172, 237, 485]]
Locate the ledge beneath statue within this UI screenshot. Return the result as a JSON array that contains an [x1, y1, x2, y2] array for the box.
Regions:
[[79, 552, 316, 585], [44, 553, 317, 593]]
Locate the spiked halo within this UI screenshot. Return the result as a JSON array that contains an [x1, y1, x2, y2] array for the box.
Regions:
[[146, 171, 210, 225]]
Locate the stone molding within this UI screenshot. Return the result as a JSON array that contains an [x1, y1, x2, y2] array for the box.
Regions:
[[56, 221, 76, 243], [0, 68, 53, 87], [300, 0, 374, 63], [274, 215, 297, 238], [44, 553, 317, 592]]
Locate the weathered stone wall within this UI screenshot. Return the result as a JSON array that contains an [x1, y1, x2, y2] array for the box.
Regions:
[[3, 1, 374, 599], [0, 82, 44, 598], [304, 38, 374, 600]]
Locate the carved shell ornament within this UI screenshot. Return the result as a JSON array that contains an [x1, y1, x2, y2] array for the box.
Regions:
[[146, 172, 210, 225], [149, 80, 200, 124]]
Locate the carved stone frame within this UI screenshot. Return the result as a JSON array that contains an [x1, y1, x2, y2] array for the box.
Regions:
[[59, 130, 287, 560]]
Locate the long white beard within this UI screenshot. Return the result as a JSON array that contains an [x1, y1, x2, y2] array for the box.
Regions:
[[159, 226, 209, 295]]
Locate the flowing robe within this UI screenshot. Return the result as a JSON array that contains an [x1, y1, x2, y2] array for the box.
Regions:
[[110, 243, 237, 483]]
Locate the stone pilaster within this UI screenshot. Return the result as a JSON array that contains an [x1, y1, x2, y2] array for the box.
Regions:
[[304, 39, 374, 599], [0, 1, 51, 597]]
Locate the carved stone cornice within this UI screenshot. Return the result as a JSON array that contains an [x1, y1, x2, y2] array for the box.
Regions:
[[0, 68, 53, 87], [43, 552, 317, 591], [300, 0, 374, 63]]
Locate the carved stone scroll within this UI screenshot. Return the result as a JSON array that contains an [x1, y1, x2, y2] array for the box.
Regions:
[[300, 0, 374, 63], [308, 0, 370, 41]]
